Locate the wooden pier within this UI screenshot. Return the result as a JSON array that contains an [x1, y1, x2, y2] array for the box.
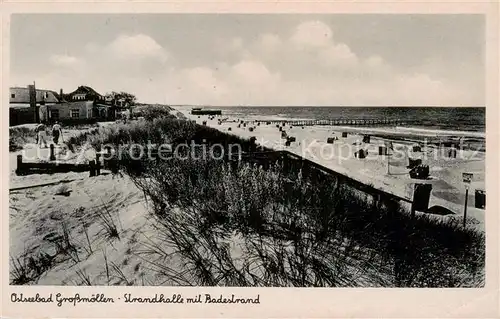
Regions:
[[253, 118, 416, 127]]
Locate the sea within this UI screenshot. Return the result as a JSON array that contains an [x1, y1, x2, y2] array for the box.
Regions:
[[203, 106, 485, 133]]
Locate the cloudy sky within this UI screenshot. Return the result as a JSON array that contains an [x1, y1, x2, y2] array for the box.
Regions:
[[10, 14, 484, 106]]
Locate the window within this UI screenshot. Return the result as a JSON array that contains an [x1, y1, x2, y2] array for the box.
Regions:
[[11, 93, 15, 98], [50, 109, 60, 120], [70, 109, 80, 118]]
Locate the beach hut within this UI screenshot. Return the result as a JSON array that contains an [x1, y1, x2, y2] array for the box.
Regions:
[[281, 131, 288, 139], [285, 140, 291, 147], [327, 137, 335, 144], [243, 123, 247, 127], [475, 189, 485, 209], [249, 127, 254, 132], [228, 127, 232, 131], [362, 135, 371, 143], [287, 136, 296, 143], [412, 144, 422, 152], [342, 132, 348, 138], [378, 145, 388, 155], [202, 121, 207, 125]]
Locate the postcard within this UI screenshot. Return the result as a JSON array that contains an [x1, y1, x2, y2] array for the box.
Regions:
[[2, 2, 499, 318]]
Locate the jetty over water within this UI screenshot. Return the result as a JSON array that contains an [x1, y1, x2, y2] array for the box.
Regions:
[[253, 118, 417, 126]]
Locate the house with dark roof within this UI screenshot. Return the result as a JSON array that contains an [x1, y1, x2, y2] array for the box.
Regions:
[[63, 85, 105, 102], [10, 84, 117, 125], [9, 86, 61, 108]]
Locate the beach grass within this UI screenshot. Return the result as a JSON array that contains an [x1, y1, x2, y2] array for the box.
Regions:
[[124, 154, 484, 287], [9, 126, 37, 152], [71, 117, 484, 287], [19, 115, 483, 287]]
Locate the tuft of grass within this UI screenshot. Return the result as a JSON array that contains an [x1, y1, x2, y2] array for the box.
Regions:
[[10, 250, 56, 285], [74, 267, 92, 286], [96, 203, 121, 241]]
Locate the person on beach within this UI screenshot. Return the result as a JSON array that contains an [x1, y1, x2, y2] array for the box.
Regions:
[[52, 121, 63, 145], [35, 123, 48, 148]]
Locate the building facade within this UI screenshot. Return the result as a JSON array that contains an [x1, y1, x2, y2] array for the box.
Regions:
[[9, 86, 60, 108], [10, 84, 120, 125]]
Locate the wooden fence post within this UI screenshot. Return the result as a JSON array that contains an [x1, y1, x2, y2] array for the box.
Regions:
[[282, 152, 289, 174], [49, 144, 56, 161], [16, 155, 24, 175], [95, 153, 101, 176], [89, 160, 96, 177]]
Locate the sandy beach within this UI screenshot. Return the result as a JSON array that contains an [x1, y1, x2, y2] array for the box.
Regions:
[[177, 108, 486, 231]]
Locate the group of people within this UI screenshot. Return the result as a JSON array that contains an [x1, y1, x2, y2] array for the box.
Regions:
[[35, 122, 63, 148]]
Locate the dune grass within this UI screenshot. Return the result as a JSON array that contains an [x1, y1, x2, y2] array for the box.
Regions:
[[125, 154, 484, 287], [9, 126, 38, 152], [79, 117, 483, 287], [15, 116, 483, 287]]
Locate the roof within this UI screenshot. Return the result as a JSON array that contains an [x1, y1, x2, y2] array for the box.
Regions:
[[67, 85, 103, 97], [10, 87, 60, 103]]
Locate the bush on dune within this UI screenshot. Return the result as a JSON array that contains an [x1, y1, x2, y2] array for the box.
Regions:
[[133, 104, 175, 121], [9, 126, 37, 152]]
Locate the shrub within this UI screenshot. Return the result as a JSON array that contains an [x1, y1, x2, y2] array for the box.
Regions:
[[9, 126, 37, 151]]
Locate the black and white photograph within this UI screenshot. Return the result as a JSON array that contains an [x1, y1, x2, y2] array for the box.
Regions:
[[8, 13, 487, 289]]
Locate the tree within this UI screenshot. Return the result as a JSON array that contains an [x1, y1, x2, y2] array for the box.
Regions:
[[105, 91, 137, 107]]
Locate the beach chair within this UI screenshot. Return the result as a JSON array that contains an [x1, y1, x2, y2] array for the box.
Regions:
[[407, 158, 422, 169], [409, 165, 429, 179], [448, 148, 457, 158], [355, 149, 366, 159], [378, 145, 387, 155]]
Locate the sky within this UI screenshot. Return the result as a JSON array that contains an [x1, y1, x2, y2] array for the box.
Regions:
[[10, 14, 485, 106]]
